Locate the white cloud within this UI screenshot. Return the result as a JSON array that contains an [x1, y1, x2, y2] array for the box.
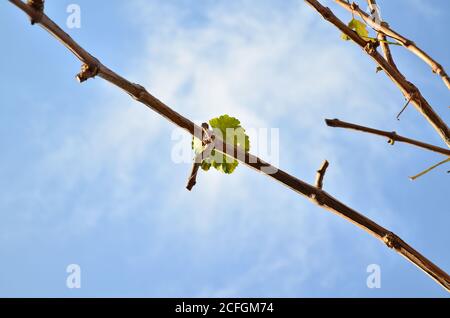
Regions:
[[2, 0, 408, 295]]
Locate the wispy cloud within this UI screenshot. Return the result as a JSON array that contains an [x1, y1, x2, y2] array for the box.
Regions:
[[0, 0, 415, 296]]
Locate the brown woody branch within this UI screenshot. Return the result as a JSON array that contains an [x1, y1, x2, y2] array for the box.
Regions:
[[336, 0, 450, 90], [26, 0, 43, 24], [9, 0, 450, 291], [315, 160, 329, 189], [186, 161, 201, 191], [186, 123, 214, 191], [326, 119, 450, 157], [27, 0, 43, 10], [305, 0, 450, 149], [366, 0, 399, 72]]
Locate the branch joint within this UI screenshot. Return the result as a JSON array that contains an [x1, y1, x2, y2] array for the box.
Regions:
[[383, 232, 401, 250], [27, 0, 44, 24], [131, 84, 148, 102], [350, 2, 359, 11], [432, 63, 444, 75], [310, 190, 326, 206], [387, 131, 397, 145], [322, 7, 333, 20], [364, 41, 379, 56], [76, 63, 99, 83]]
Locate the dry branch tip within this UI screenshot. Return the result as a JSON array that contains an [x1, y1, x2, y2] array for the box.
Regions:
[[325, 118, 338, 127], [315, 160, 329, 189]]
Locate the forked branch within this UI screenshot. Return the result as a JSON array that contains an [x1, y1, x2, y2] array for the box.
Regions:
[[8, 0, 450, 291], [336, 0, 450, 90], [305, 0, 450, 149], [366, 0, 399, 71]]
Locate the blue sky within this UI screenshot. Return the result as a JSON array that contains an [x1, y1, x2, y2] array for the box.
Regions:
[[0, 0, 448, 297]]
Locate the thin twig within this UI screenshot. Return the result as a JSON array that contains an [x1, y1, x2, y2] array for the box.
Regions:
[[396, 93, 414, 120], [9, 0, 450, 291], [315, 160, 329, 189], [186, 123, 214, 191], [336, 0, 450, 90], [325, 119, 450, 156], [305, 0, 450, 148], [186, 163, 201, 191], [410, 157, 450, 181]]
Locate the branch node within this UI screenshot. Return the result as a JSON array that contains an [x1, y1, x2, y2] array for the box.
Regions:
[[432, 63, 444, 75], [76, 63, 99, 83], [310, 191, 325, 206], [403, 39, 414, 47], [387, 131, 397, 145], [383, 232, 401, 250], [315, 160, 329, 189], [350, 2, 359, 11], [186, 164, 200, 191], [364, 41, 378, 56], [27, 0, 44, 25], [132, 84, 148, 101]]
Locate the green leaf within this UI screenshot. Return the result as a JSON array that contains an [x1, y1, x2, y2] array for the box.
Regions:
[[341, 18, 375, 42], [341, 33, 351, 41], [201, 159, 211, 171], [192, 114, 250, 174], [349, 19, 369, 39]]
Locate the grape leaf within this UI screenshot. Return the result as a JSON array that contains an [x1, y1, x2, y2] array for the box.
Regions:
[[341, 18, 373, 41], [192, 115, 250, 174]]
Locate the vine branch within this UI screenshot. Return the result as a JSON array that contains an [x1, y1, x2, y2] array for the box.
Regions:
[[305, 0, 450, 149], [186, 123, 215, 191], [366, 0, 399, 72], [336, 0, 450, 90], [8, 0, 450, 291], [326, 119, 450, 156]]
